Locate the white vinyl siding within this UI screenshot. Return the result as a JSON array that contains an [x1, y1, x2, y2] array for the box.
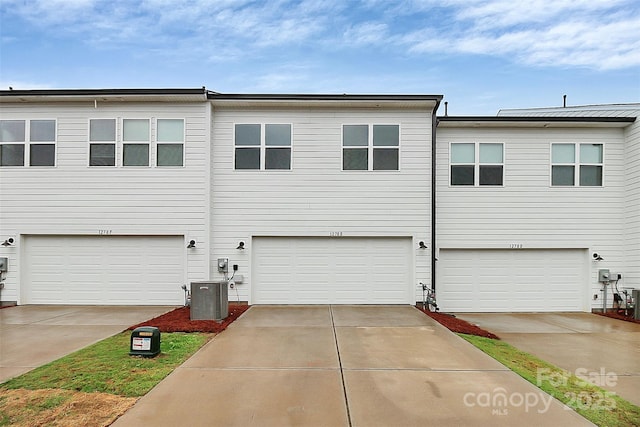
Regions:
[[437, 249, 588, 312], [23, 235, 184, 305], [438, 126, 627, 310], [0, 101, 210, 304], [253, 237, 412, 304], [213, 107, 433, 304]]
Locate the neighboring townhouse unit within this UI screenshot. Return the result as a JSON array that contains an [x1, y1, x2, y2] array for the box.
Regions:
[[1, 89, 637, 312], [436, 108, 638, 312], [0, 89, 212, 305]]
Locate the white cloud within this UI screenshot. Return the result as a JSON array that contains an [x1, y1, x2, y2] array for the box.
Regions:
[[2, 0, 639, 70]]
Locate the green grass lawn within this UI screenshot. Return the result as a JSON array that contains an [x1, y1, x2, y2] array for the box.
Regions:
[[2, 332, 210, 397], [460, 334, 640, 427]]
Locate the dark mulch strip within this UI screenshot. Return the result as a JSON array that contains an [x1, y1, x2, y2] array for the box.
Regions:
[[595, 311, 640, 324], [128, 304, 251, 333], [416, 307, 500, 339]]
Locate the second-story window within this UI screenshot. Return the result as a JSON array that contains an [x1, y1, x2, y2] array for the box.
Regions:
[[156, 119, 184, 167], [551, 143, 603, 186], [89, 119, 116, 166], [450, 142, 504, 186], [234, 123, 292, 170], [123, 119, 150, 167], [342, 124, 399, 171]]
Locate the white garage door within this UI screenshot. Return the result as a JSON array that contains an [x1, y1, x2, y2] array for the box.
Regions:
[[252, 237, 412, 304], [23, 235, 184, 305], [437, 249, 588, 312]]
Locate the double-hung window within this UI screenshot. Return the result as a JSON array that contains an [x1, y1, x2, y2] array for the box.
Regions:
[[450, 142, 504, 186], [156, 119, 184, 167], [551, 143, 603, 186], [123, 119, 150, 167], [0, 119, 56, 167], [89, 119, 116, 166], [342, 124, 399, 171], [0, 120, 26, 166], [234, 123, 292, 170]]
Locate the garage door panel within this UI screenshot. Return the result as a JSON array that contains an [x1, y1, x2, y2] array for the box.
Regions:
[[438, 249, 587, 312], [24, 235, 184, 305], [253, 237, 412, 304]]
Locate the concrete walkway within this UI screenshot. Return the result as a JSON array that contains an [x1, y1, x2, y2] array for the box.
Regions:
[[0, 305, 175, 383], [455, 312, 640, 407], [114, 306, 592, 427]]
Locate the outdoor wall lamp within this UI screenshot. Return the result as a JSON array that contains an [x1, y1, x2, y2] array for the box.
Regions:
[[418, 241, 427, 249], [1, 238, 14, 247], [187, 239, 196, 249], [236, 241, 245, 250], [593, 252, 603, 261]]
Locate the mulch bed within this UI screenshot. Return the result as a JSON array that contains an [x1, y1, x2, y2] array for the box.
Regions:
[[416, 307, 500, 339], [595, 310, 640, 324], [127, 304, 251, 333]]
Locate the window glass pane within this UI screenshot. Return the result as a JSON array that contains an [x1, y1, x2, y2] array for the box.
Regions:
[[157, 119, 184, 142], [552, 165, 575, 185], [90, 119, 116, 141], [479, 165, 503, 185], [373, 125, 399, 146], [30, 144, 55, 166], [451, 165, 474, 185], [30, 120, 55, 142], [123, 119, 149, 141], [580, 144, 603, 163], [451, 143, 474, 163], [265, 148, 291, 169], [235, 147, 260, 169], [265, 124, 291, 146], [552, 144, 575, 163], [0, 144, 25, 166], [157, 144, 183, 166], [89, 143, 115, 166], [580, 165, 603, 186], [343, 125, 368, 146], [0, 120, 25, 142], [479, 143, 503, 163], [235, 124, 261, 146], [373, 148, 399, 170], [343, 148, 368, 170], [123, 144, 149, 166]]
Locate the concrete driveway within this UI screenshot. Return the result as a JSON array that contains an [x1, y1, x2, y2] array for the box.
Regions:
[[114, 305, 592, 427], [454, 313, 640, 406], [0, 305, 175, 383]]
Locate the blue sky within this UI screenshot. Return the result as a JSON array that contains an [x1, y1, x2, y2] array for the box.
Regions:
[[1, 0, 639, 114]]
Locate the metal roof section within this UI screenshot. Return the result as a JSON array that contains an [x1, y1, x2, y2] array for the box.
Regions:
[[498, 103, 640, 116], [0, 87, 209, 103], [437, 115, 636, 128], [209, 92, 443, 109]]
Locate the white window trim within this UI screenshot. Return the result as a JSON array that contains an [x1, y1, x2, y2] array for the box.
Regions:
[[0, 119, 57, 167], [449, 142, 504, 187], [341, 124, 401, 172], [233, 123, 293, 171], [88, 118, 118, 167], [122, 118, 151, 168], [155, 118, 186, 168], [550, 142, 604, 187]]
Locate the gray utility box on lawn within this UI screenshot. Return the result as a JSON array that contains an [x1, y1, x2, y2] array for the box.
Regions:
[[634, 289, 640, 320], [190, 281, 228, 321]]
